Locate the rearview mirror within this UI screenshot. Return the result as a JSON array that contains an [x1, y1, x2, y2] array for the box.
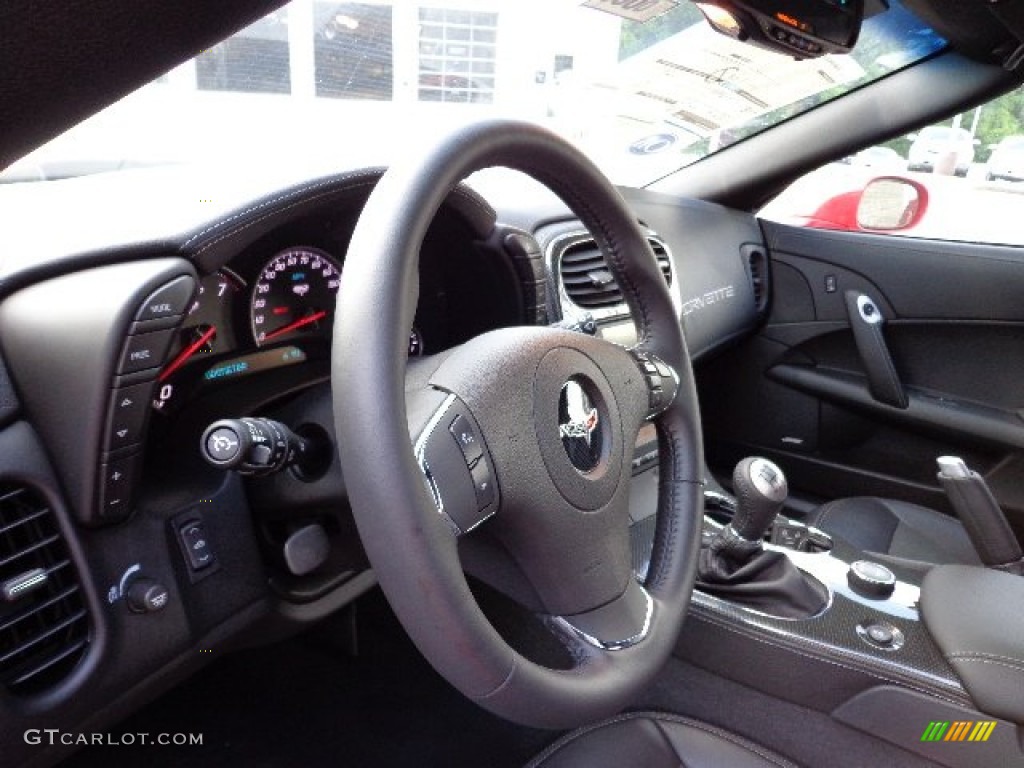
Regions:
[[856, 177, 927, 231], [694, 0, 865, 59]]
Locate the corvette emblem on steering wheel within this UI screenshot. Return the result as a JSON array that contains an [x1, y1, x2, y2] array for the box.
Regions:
[[559, 378, 603, 472]]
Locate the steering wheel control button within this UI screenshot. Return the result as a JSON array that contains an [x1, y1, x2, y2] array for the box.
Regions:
[[134, 276, 196, 321], [470, 459, 496, 509], [631, 351, 678, 418], [179, 520, 215, 571], [416, 399, 497, 534], [449, 414, 483, 467], [847, 560, 897, 599], [98, 453, 142, 520], [857, 621, 905, 651], [125, 578, 170, 614], [118, 328, 176, 374], [559, 378, 603, 473]]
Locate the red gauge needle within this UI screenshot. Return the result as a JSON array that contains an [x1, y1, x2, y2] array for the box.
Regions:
[[263, 310, 327, 342], [159, 326, 217, 382]]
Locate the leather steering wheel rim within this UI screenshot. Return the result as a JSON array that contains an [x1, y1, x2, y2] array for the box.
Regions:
[[333, 120, 704, 729]]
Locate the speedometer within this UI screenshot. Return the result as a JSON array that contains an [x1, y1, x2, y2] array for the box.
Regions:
[[250, 246, 341, 347]]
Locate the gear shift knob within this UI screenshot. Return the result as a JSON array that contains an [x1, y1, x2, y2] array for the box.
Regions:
[[730, 457, 788, 542]]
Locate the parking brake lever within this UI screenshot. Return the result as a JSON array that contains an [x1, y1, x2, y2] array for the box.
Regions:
[[843, 291, 908, 409], [937, 456, 1024, 573]]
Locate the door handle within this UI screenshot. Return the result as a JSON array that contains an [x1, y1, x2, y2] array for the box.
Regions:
[[843, 291, 908, 409]]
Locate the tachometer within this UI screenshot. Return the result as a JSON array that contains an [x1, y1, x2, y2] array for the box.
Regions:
[[250, 246, 341, 347], [153, 269, 244, 413]]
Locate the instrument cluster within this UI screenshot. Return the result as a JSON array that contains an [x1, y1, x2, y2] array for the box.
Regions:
[[152, 243, 426, 416]]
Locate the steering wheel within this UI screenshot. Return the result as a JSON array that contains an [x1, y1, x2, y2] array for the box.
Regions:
[[333, 120, 703, 730]]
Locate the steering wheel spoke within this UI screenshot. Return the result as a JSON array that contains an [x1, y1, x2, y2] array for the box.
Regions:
[[549, 579, 654, 651], [413, 392, 499, 535]]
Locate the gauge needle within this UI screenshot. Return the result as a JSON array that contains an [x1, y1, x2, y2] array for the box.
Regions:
[[263, 310, 327, 342], [159, 326, 217, 382]]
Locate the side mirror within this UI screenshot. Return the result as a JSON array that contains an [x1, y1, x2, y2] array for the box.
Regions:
[[856, 177, 928, 231]]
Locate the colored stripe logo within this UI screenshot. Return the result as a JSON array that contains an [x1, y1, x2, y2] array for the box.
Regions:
[[921, 721, 997, 743]]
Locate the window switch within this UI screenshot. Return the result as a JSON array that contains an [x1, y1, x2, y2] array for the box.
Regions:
[[179, 519, 215, 571]]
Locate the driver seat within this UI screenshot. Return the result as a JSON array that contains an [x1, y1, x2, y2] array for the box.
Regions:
[[528, 712, 798, 768]]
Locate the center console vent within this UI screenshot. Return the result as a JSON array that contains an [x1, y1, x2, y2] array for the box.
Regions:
[[0, 485, 89, 696], [554, 231, 676, 320]]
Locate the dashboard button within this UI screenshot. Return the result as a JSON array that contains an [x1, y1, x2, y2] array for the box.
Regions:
[[118, 329, 176, 374], [857, 620, 904, 651], [106, 382, 153, 450], [449, 414, 483, 467], [866, 624, 894, 646], [179, 520, 216, 571], [135, 276, 195, 321], [98, 453, 142, 519]]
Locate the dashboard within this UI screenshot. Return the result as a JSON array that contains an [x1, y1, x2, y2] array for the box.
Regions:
[[149, 208, 513, 419], [0, 162, 764, 768]]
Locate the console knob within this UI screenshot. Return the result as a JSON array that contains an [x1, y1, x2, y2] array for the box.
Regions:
[[847, 560, 896, 599], [125, 578, 169, 614]]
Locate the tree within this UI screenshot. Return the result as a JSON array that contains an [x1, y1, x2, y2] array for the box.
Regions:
[[974, 87, 1024, 161]]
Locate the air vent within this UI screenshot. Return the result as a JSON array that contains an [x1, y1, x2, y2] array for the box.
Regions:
[[558, 235, 673, 312], [745, 246, 769, 313], [0, 486, 89, 695]]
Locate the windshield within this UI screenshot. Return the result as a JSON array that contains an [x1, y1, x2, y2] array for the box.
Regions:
[[3, 0, 944, 187]]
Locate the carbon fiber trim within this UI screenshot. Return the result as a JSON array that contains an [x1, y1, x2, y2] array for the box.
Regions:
[[629, 512, 969, 707]]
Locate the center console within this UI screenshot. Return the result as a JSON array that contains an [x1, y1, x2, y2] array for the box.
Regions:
[[628, 456, 1024, 768]]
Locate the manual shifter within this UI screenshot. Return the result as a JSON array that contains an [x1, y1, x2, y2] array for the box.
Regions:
[[698, 458, 828, 619], [728, 457, 789, 548]]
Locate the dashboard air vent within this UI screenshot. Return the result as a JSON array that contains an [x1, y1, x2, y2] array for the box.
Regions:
[[0, 486, 89, 696], [559, 236, 672, 311], [746, 246, 769, 313]]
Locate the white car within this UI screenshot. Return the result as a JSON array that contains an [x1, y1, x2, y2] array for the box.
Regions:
[[907, 125, 977, 176], [985, 135, 1024, 181], [849, 145, 905, 170]]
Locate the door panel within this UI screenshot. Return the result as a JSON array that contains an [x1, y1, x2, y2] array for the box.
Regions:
[[699, 222, 1024, 540]]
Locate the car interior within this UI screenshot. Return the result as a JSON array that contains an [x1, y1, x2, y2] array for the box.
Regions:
[[3, 1, 1024, 766]]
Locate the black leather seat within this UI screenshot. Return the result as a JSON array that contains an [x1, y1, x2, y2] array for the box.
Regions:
[[527, 712, 799, 768], [809, 497, 980, 565]]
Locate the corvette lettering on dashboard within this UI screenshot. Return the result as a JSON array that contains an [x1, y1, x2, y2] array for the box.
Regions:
[[681, 285, 736, 316]]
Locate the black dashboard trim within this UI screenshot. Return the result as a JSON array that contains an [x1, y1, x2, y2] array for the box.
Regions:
[[0, 259, 197, 525], [184, 169, 498, 273]]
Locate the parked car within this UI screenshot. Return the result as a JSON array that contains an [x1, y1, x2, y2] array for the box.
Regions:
[[907, 124, 978, 175], [985, 134, 1024, 181], [849, 145, 905, 170]]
